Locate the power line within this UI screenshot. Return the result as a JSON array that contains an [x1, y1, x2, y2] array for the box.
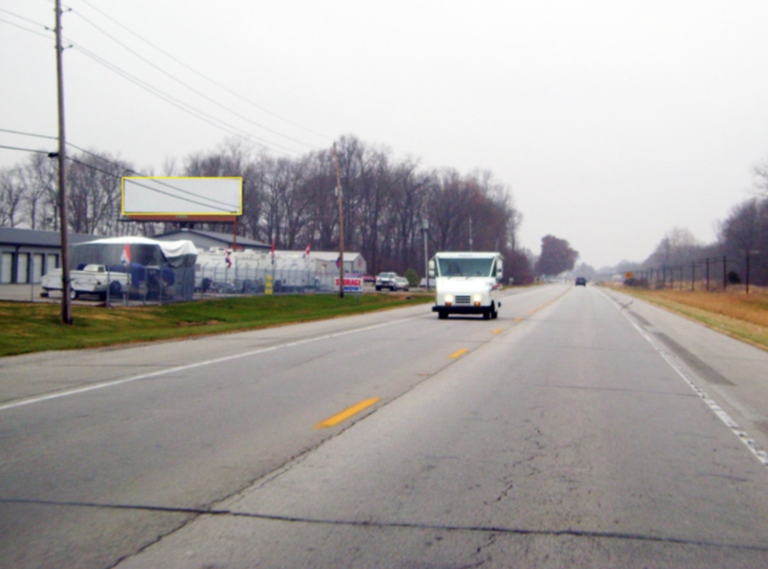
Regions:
[[71, 42, 303, 156], [0, 7, 50, 29], [1, 128, 238, 209], [70, 9, 323, 151], [0, 144, 51, 154], [65, 156, 237, 213], [0, 16, 53, 40], [75, 0, 331, 142], [0, 128, 58, 141]]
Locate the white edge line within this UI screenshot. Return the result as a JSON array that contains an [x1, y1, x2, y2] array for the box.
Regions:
[[0, 314, 424, 413], [599, 289, 768, 468]]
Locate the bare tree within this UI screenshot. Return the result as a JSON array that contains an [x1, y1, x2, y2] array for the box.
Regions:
[[0, 166, 26, 227]]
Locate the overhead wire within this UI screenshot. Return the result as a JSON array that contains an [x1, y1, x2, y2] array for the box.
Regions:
[[70, 42, 302, 156], [0, 15, 53, 40], [0, 144, 51, 155], [0, 7, 51, 29], [2, 6, 315, 158], [75, 0, 331, 142], [66, 155, 237, 212], [70, 9, 323, 150], [0, 128, 238, 209]]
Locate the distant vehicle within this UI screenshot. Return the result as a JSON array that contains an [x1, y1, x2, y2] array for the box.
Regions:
[[430, 251, 503, 320], [575, 277, 587, 286], [392, 276, 410, 291], [375, 272, 398, 291]]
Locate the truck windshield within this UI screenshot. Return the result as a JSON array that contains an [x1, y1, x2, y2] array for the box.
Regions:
[[437, 257, 494, 277]]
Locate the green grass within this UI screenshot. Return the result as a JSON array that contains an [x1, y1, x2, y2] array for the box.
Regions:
[[0, 293, 434, 357]]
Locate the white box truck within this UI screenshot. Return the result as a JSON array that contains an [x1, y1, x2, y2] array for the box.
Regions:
[[430, 251, 503, 320]]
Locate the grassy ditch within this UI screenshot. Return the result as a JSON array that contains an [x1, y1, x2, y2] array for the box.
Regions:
[[0, 293, 434, 358], [616, 286, 768, 351]]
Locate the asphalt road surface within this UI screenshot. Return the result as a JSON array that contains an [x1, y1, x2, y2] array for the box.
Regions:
[[1, 284, 768, 568]]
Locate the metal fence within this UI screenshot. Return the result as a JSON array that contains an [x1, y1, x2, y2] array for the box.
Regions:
[[625, 254, 765, 293], [195, 264, 344, 297], [6, 266, 362, 306]]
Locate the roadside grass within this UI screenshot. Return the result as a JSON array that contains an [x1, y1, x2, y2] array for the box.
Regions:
[[0, 293, 434, 357], [616, 286, 768, 351]]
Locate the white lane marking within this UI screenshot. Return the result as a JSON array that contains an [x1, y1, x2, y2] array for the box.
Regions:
[[600, 289, 768, 469], [0, 314, 425, 413]]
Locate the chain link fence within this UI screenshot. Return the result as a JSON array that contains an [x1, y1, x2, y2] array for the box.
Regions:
[[624, 253, 765, 293]]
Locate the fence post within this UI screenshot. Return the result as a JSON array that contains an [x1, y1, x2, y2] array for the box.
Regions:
[[691, 261, 695, 291], [723, 255, 727, 291], [706, 258, 710, 291]]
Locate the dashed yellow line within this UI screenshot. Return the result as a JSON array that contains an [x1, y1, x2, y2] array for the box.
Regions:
[[314, 397, 381, 429], [492, 328, 503, 334], [449, 348, 468, 359]]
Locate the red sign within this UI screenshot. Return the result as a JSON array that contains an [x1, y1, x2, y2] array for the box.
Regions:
[[334, 277, 363, 292]]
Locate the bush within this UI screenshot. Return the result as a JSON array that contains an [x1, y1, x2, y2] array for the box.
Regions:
[[624, 277, 649, 288], [404, 268, 419, 287]]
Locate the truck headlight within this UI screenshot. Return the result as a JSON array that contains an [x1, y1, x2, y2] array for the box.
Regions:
[[444, 294, 454, 306], [473, 293, 482, 306]]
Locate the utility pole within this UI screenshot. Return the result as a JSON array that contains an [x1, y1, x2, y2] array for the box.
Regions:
[[55, 0, 72, 325], [333, 143, 344, 298], [421, 219, 429, 290]]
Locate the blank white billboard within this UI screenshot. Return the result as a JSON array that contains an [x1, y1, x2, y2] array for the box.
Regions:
[[122, 177, 243, 216]]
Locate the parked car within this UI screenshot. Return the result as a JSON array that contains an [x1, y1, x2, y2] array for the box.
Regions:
[[393, 276, 410, 291], [375, 272, 398, 291]]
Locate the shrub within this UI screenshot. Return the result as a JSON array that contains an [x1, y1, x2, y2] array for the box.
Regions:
[[404, 268, 419, 286]]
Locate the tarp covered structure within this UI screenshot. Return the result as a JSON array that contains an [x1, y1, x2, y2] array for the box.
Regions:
[[70, 237, 197, 300]]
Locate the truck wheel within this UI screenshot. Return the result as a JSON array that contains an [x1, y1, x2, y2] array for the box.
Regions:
[[70, 289, 79, 300], [438, 312, 448, 320], [491, 303, 498, 319], [483, 310, 490, 320], [376, 286, 381, 291], [109, 280, 122, 297]]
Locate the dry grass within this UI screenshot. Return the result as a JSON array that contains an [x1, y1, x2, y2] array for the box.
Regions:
[[616, 286, 768, 351]]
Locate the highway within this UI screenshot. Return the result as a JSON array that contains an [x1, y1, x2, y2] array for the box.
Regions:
[[1, 284, 768, 568]]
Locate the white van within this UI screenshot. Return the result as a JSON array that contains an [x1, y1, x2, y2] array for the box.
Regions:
[[429, 252, 503, 320]]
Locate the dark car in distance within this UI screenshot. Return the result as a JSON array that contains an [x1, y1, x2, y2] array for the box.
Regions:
[[575, 277, 587, 286]]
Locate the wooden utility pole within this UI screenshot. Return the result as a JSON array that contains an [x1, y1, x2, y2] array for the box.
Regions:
[[55, 0, 72, 325], [333, 143, 344, 298]]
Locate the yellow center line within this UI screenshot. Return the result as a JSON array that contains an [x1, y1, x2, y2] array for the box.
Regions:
[[492, 328, 503, 334], [313, 397, 381, 429], [449, 348, 468, 359]]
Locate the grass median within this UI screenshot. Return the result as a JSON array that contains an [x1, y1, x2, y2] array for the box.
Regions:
[[616, 286, 768, 352], [0, 293, 434, 358]]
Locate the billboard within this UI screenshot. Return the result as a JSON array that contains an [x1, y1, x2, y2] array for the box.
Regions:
[[122, 177, 243, 219]]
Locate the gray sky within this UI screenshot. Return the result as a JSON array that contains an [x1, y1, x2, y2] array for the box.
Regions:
[[2, 0, 768, 269]]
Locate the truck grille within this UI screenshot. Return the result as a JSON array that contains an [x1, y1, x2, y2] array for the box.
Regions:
[[455, 295, 471, 304]]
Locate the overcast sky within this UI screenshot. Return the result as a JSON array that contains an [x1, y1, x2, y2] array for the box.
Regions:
[[2, 0, 768, 269]]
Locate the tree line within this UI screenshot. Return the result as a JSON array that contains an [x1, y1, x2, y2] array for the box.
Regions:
[[0, 135, 534, 283], [622, 160, 768, 288]]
